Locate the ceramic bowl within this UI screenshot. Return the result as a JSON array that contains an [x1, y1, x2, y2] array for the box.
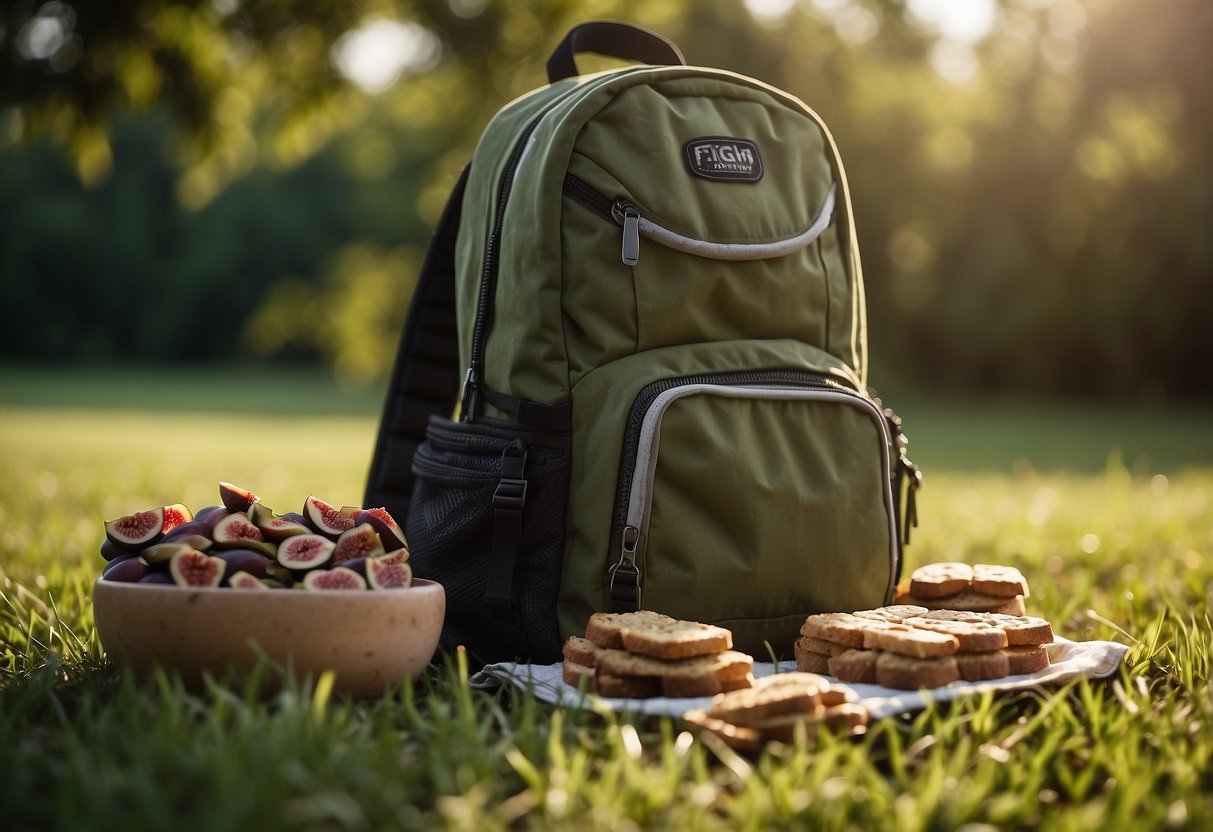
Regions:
[[93, 578, 445, 698]]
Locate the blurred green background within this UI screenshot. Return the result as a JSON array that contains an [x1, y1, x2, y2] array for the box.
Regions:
[[1, 0, 1209, 421]]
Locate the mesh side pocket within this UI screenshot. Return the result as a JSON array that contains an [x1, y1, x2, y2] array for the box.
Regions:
[[406, 415, 570, 664]]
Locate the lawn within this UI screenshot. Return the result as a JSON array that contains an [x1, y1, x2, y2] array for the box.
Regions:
[[1, 367, 1210, 830]]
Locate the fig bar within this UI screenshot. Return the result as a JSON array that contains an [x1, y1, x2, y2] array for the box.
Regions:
[[683, 672, 868, 751], [895, 561, 1030, 615], [99, 482, 412, 591], [798, 602, 1055, 690], [564, 610, 754, 698]]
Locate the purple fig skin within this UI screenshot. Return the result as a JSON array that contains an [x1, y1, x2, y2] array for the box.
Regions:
[[102, 554, 143, 578], [341, 557, 368, 578], [104, 508, 166, 552], [99, 539, 127, 562], [164, 520, 217, 541], [214, 549, 272, 582], [193, 505, 226, 524], [103, 557, 150, 583], [354, 509, 408, 553], [219, 482, 259, 513], [139, 571, 176, 585]]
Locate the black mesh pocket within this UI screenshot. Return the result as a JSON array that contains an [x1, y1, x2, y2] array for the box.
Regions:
[[406, 415, 570, 664]]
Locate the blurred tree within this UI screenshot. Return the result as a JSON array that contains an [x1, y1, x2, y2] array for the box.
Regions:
[[0, 0, 1209, 400]]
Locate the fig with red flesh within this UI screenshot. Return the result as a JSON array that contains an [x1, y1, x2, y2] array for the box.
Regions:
[[276, 534, 335, 570], [303, 567, 366, 591], [228, 571, 268, 590], [169, 549, 225, 587], [211, 512, 275, 556], [161, 503, 193, 534], [354, 508, 408, 554], [219, 482, 259, 513], [102, 556, 149, 583], [104, 507, 165, 552], [214, 549, 272, 581], [367, 552, 413, 590], [303, 496, 357, 539], [331, 523, 384, 566]]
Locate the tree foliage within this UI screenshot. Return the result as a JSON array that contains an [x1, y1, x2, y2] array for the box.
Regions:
[[0, 0, 1209, 398]]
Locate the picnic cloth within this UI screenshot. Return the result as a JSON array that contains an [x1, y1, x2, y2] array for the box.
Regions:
[[469, 636, 1130, 720]]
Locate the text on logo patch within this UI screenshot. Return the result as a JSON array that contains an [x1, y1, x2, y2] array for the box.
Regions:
[[684, 137, 764, 182]]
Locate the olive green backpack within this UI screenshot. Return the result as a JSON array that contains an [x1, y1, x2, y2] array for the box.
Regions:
[[366, 21, 920, 664]]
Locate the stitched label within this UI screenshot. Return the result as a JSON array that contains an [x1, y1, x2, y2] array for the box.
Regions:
[[684, 137, 764, 182]]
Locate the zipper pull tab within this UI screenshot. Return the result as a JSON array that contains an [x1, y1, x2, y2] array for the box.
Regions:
[[460, 367, 479, 422], [607, 525, 642, 611], [621, 207, 640, 266]]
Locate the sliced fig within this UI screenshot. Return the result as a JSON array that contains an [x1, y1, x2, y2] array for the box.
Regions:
[[265, 562, 295, 584], [212, 512, 265, 546], [141, 541, 197, 566], [331, 523, 384, 566], [353, 508, 408, 553], [303, 567, 367, 591], [228, 571, 269, 590], [341, 556, 367, 579], [246, 501, 275, 527], [139, 571, 175, 585], [161, 503, 193, 534], [104, 507, 165, 552], [102, 555, 149, 582], [303, 496, 357, 539], [219, 481, 259, 512], [276, 534, 335, 570], [169, 549, 225, 587], [160, 533, 212, 553], [164, 520, 216, 543], [367, 552, 413, 590], [258, 515, 310, 542], [213, 549, 272, 581]]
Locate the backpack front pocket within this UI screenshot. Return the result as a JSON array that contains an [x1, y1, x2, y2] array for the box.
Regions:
[[606, 371, 898, 656]]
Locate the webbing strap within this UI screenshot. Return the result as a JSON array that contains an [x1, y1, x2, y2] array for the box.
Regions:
[[484, 440, 528, 607], [363, 165, 470, 519]]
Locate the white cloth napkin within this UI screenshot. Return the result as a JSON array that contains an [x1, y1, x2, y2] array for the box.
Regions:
[[469, 636, 1130, 720]]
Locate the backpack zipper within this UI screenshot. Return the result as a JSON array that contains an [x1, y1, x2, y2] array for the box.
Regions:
[[563, 173, 837, 267], [607, 371, 898, 611]]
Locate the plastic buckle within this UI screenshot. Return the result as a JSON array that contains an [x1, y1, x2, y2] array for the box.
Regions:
[[493, 478, 527, 512]]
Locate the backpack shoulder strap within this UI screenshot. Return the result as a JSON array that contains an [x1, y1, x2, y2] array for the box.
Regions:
[[364, 164, 469, 518]]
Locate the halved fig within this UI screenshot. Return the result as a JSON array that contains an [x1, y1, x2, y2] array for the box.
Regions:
[[212, 512, 266, 546], [169, 549, 225, 587], [246, 501, 275, 528], [228, 571, 269, 590], [302, 567, 366, 591], [258, 514, 310, 542], [141, 541, 196, 566], [102, 555, 149, 583], [213, 549, 272, 581], [354, 508, 408, 554], [161, 504, 193, 534], [331, 523, 384, 566], [367, 552, 413, 590], [303, 496, 357, 539], [219, 482, 259, 513], [276, 534, 335, 570], [104, 507, 166, 552], [265, 562, 295, 584]]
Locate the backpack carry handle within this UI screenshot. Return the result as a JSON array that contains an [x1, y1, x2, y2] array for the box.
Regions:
[[547, 21, 686, 83]]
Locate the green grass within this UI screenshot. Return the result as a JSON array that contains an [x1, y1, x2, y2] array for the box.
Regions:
[[1, 368, 1211, 830]]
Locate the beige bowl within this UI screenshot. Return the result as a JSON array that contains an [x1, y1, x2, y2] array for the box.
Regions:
[[93, 578, 445, 698]]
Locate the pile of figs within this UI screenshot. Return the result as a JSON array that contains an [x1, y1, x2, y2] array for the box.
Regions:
[[99, 482, 413, 591]]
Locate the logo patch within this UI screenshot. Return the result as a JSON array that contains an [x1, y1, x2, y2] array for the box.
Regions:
[[684, 137, 763, 182]]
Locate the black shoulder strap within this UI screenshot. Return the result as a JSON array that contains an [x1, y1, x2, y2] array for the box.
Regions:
[[363, 165, 469, 519]]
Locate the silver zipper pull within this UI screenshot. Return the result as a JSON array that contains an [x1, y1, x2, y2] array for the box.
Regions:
[[607, 525, 642, 611], [621, 207, 640, 266]]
